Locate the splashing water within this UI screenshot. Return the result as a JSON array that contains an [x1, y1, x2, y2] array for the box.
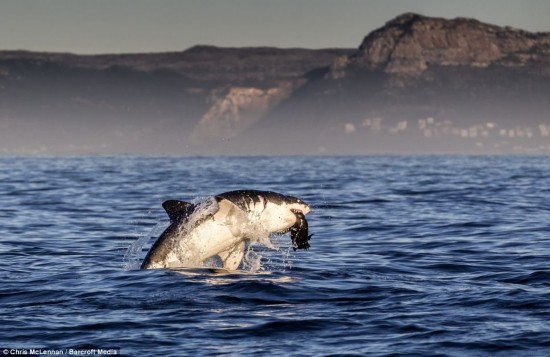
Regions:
[[186, 196, 219, 231], [242, 234, 295, 272], [123, 221, 169, 270]]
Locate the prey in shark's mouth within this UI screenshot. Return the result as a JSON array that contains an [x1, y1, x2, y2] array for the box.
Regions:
[[290, 209, 313, 251]]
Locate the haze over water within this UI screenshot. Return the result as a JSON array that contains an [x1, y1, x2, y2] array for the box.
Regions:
[[0, 156, 548, 356]]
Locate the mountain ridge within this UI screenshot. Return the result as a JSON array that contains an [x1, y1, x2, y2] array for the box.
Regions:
[[1, 13, 549, 154]]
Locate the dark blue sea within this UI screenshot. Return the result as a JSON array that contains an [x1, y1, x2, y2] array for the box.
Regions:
[[1, 156, 549, 356]]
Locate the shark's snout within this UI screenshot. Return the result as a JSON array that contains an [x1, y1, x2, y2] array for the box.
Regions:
[[290, 201, 311, 216]]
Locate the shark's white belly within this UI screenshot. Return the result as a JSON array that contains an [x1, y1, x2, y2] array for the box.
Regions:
[[164, 216, 247, 268]]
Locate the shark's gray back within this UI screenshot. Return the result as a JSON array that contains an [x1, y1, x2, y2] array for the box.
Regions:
[[216, 190, 300, 211]]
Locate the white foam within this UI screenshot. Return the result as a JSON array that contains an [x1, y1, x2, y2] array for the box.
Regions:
[[123, 221, 169, 270], [185, 196, 219, 231]]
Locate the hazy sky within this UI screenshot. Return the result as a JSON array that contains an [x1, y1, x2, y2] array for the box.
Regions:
[[0, 0, 549, 54]]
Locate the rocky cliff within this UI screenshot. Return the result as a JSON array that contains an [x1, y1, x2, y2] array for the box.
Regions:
[[190, 82, 296, 143], [239, 13, 550, 154], [0, 47, 350, 153], [0, 13, 549, 154], [343, 13, 550, 75]]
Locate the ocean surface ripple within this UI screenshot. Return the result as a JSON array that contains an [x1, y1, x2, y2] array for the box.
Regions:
[[0, 156, 549, 356]]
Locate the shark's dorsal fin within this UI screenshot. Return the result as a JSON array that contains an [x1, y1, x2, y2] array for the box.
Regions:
[[162, 200, 193, 223]]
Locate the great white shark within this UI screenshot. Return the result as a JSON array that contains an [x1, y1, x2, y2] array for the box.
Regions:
[[141, 190, 312, 270]]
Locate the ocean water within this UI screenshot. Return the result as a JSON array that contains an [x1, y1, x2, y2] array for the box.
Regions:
[[0, 156, 549, 356]]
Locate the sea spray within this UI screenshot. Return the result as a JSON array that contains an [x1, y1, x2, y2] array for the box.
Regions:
[[124, 221, 169, 270]]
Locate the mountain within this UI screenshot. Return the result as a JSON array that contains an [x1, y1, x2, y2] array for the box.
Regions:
[[235, 13, 550, 154], [0, 47, 351, 154], [1, 13, 549, 154]]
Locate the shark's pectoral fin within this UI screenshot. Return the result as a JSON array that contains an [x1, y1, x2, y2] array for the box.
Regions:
[[217, 242, 245, 270]]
